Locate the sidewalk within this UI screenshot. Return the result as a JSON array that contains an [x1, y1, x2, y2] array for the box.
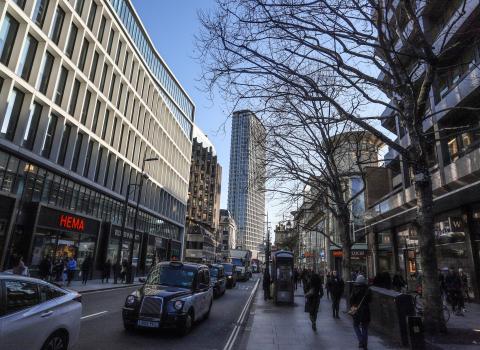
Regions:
[[425, 300, 480, 349], [61, 277, 143, 293], [236, 286, 403, 350]]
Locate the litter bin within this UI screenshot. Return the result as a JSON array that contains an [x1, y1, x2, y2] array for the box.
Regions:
[[407, 316, 425, 350]]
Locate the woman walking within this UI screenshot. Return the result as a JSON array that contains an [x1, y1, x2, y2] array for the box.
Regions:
[[349, 275, 371, 349], [102, 259, 112, 283], [304, 272, 323, 331]]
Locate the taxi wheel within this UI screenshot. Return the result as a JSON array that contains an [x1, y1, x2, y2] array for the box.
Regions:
[[123, 322, 135, 332], [204, 299, 212, 320], [179, 310, 193, 336], [41, 330, 68, 350]]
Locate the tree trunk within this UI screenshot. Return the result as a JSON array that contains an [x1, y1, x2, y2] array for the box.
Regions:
[[337, 215, 352, 282], [415, 176, 446, 334]]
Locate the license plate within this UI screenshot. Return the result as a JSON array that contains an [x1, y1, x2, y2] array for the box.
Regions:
[[137, 320, 160, 328]]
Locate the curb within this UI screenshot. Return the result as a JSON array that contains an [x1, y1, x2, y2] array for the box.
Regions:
[[74, 283, 142, 294]]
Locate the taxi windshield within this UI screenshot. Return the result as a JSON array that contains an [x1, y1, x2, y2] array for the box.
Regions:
[[209, 267, 218, 277], [222, 264, 233, 273], [146, 265, 195, 289]]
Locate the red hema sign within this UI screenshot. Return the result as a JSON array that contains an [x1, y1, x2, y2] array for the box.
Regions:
[[59, 215, 85, 232]]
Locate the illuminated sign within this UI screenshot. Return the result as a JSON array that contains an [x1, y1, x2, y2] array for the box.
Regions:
[[59, 215, 85, 232]]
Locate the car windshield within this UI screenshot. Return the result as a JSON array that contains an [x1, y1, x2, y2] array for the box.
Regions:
[[146, 265, 195, 289], [222, 264, 233, 273], [231, 258, 243, 266], [209, 268, 218, 277]]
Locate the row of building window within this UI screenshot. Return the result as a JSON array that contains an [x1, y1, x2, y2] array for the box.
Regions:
[[0, 2, 191, 200]]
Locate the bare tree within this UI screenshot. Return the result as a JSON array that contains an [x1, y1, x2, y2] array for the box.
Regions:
[[197, 0, 476, 333]]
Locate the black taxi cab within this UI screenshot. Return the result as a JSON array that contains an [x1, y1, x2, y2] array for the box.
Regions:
[[122, 261, 213, 335]]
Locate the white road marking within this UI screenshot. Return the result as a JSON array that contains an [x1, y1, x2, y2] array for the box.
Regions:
[[223, 279, 260, 350], [81, 310, 108, 320]]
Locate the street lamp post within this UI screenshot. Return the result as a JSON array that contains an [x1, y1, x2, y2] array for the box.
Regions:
[[126, 155, 158, 284], [114, 183, 135, 284]]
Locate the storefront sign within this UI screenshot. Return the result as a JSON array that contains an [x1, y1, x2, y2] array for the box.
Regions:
[[332, 250, 366, 258], [38, 206, 100, 234], [59, 215, 85, 231]]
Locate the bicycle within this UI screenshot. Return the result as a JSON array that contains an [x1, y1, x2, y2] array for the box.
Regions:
[[413, 292, 450, 323]]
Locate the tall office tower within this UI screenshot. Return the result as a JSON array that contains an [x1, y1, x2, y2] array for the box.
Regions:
[[227, 110, 266, 258], [185, 126, 222, 263], [0, 0, 194, 275]]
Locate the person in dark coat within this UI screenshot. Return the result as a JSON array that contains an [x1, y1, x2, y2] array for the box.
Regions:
[[39, 255, 52, 281], [446, 267, 464, 315], [302, 269, 311, 294], [81, 254, 92, 285], [350, 275, 371, 349], [325, 271, 332, 300], [293, 269, 299, 290], [328, 270, 344, 318], [392, 272, 406, 292], [102, 259, 112, 283], [304, 272, 323, 331], [263, 270, 271, 300]]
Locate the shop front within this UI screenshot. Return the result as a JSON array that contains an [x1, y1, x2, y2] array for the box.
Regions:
[[106, 224, 141, 268], [331, 247, 367, 278], [29, 205, 101, 278]]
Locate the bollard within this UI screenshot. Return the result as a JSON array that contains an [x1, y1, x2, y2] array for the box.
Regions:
[[407, 316, 425, 350]]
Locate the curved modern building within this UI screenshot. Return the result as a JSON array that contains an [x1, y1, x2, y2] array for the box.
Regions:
[[0, 0, 194, 277]]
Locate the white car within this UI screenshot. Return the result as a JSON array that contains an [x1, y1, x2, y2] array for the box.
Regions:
[[0, 273, 82, 350]]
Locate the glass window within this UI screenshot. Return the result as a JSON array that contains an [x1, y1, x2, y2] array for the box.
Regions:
[[65, 23, 78, 59], [107, 29, 114, 55], [108, 74, 116, 101], [104, 152, 113, 186], [0, 14, 19, 66], [83, 140, 94, 177], [91, 100, 101, 132], [22, 101, 42, 150], [81, 90, 91, 125], [94, 147, 103, 182], [89, 51, 99, 82], [123, 51, 129, 75], [115, 41, 122, 65], [49, 6, 65, 45], [116, 83, 123, 109], [5, 280, 40, 315], [13, 0, 26, 9], [57, 123, 71, 166], [37, 51, 54, 94], [39, 284, 65, 302], [101, 109, 109, 139], [1, 88, 24, 141], [78, 38, 89, 71], [98, 16, 107, 43], [54, 66, 68, 106], [41, 113, 58, 158], [69, 79, 80, 116], [87, 1, 97, 30], [32, 0, 50, 28], [75, 0, 85, 16], [17, 34, 38, 80], [71, 132, 84, 172], [99, 63, 108, 92], [110, 116, 117, 146]]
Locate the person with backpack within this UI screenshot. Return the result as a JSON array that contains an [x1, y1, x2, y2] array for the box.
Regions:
[[328, 270, 345, 318], [349, 274, 371, 349]]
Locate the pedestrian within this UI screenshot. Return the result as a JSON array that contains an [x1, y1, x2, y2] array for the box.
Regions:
[[325, 271, 332, 300], [446, 266, 464, 316], [81, 254, 92, 285], [11, 255, 29, 276], [328, 270, 344, 318], [293, 269, 299, 290], [459, 268, 469, 305], [302, 269, 311, 294], [349, 274, 371, 349], [263, 269, 271, 300], [53, 259, 64, 282], [39, 255, 52, 281], [66, 256, 77, 286], [392, 271, 406, 292], [304, 272, 323, 331], [102, 259, 112, 283], [121, 259, 128, 283]]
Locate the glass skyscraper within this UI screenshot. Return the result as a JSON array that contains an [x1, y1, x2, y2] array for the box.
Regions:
[[227, 110, 266, 258]]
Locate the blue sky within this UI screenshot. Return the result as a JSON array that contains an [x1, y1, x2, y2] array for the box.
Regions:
[[131, 1, 283, 230]]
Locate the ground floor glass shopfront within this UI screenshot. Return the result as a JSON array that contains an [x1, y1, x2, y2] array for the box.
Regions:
[[0, 149, 185, 278]]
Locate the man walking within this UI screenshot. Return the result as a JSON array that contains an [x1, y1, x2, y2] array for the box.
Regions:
[[446, 267, 464, 316], [328, 270, 344, 318], [263, 270, 271, 300], [304, 272, 323, 331], [66, 256, 77, 286], [81, 254, 92, 285]]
